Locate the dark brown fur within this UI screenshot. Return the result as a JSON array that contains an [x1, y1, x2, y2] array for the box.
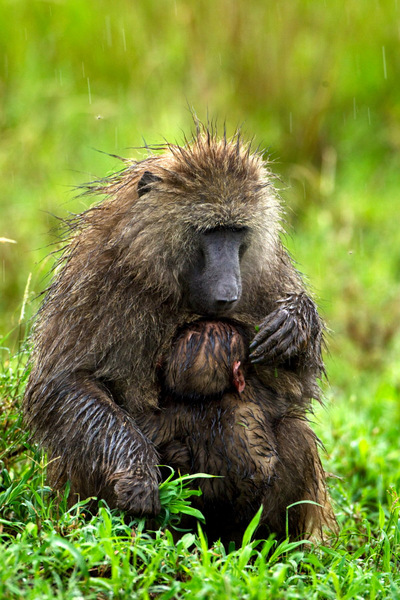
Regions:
[[24, 125, 335, 543]]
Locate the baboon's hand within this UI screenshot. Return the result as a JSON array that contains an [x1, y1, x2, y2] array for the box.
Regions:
[[113, 465, 161, 517], [249, 293, 320, 365]]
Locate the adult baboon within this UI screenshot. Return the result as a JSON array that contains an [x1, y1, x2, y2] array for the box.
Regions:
[[24, 125, 335, 543]]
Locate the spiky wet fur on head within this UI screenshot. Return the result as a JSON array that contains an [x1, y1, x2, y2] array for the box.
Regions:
[[74, 128, 283, 305]]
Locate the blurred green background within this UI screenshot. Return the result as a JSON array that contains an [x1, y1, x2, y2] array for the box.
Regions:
[[1, 0, 399, 399]]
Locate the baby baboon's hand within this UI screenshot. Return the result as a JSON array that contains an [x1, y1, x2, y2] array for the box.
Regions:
[[113, 465, 161, 517], [249, 293, 320, 365]]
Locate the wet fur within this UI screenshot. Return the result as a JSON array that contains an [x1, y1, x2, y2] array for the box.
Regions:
[[24, 124, 336, 541]]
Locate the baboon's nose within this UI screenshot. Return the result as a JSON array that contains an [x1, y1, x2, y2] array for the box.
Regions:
[[214, 295, 238, 313], [216, 297, 238, 308], [214, 281, 239, 312]]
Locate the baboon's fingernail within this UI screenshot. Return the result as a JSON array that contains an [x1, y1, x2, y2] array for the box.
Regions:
[[250, 355, 263, 364]]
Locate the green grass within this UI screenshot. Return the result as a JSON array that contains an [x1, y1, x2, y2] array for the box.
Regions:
[[1, 0, 400, 597]]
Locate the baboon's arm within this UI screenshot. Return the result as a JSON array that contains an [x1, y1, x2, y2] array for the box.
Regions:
[[25, 374, 160, 516], [249, 292, 323, 367]]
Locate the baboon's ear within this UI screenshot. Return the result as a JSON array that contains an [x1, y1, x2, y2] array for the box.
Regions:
[[137, 171, 162, 198]]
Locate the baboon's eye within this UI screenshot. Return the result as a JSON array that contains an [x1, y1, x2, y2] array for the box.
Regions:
[[137, 171, 162, 198], [239, 241, 249, 259], [197, 246, 206, 271]]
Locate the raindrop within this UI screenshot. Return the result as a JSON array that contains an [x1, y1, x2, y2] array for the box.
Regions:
[[122, 27, 127, 52], [289, 112, 293, 134], [320, 146, 336, 197], [87, 78, 92, 105], [353, 97, 357, 119], [82, 62, 85, 78], [367, 107, 371, 125], [382, 46, 387, 79]]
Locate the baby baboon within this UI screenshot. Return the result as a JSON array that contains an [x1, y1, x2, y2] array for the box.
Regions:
[[24, 124, 335, 543], [163, 320, 247, 397]]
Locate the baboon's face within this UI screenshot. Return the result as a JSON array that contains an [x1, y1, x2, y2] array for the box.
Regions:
[[184, 227, 249, 316]]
